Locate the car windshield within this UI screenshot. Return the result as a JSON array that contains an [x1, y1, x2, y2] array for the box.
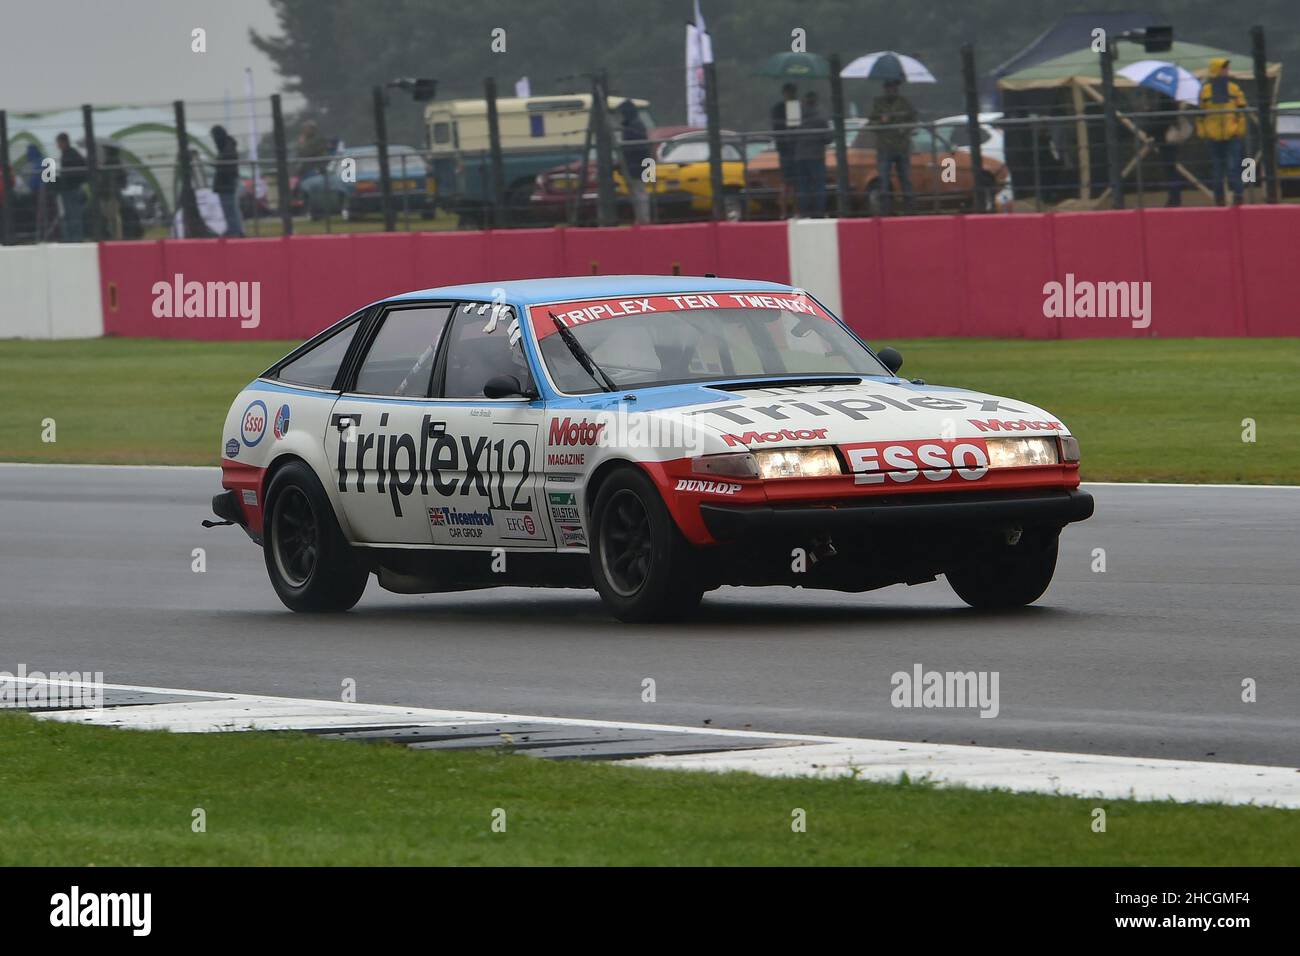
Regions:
[[533, 294, 889, 394]]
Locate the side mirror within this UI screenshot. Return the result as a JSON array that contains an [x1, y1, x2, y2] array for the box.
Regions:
[[877, 347, 903, 375], [483, 374, 533, 399]]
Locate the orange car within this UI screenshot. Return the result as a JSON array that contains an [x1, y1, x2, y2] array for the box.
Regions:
[[747, 125, 1009, 216]]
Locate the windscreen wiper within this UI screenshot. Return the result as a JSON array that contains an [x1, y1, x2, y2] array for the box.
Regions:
[[550, 312, 617, 393]]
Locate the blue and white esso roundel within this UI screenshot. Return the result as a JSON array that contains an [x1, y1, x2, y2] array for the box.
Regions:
[[241, 400, 268, 447]]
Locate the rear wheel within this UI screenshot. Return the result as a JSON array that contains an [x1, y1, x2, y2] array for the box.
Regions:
[[945, 528, 1059, 609], [263, 461, 368, 612], [590, 467, 704, 623]]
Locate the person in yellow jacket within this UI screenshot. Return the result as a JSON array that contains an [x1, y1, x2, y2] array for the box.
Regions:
[[1197, 57, 1249, 205]]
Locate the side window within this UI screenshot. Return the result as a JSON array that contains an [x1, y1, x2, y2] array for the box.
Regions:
[[352, 305, 452, 397], [440, 302, 534, 399], [277, 320, 360, 389]]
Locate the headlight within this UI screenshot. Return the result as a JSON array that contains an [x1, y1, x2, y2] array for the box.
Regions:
[[691, 452, 758, 479], [753, 446, 842, 479], [986, 437, 1059, 468]]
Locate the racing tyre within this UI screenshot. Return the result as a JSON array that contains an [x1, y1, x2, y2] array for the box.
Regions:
[[945, 528, 1059, 610], [263, 460, 369, 612], [590, 467, 704, 623]]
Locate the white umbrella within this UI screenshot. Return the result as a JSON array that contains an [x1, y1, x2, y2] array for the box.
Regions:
[[841, 51, 936, 83], [1116, 60, 1200, 105]]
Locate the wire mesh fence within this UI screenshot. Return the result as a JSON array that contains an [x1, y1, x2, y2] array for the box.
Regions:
[[1, 91, 1296, 244]]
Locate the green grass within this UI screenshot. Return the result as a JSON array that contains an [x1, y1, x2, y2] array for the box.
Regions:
[[1, 711, 1294, 866], [0, 337, 1296, 482]]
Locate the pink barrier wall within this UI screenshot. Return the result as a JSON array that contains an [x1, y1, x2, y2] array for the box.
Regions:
[[99, 207, 1298, 341], [836, 205, 1298, 339], [99, 221, 793, 340]]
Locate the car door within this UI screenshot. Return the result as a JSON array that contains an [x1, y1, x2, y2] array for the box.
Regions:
[[423, 300, 551, 550], [326, 303, 454, 544]]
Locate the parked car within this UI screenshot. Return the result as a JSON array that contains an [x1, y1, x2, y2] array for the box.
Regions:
[[933, 112, 1015, 210], [746, 124, 1010, 216], [528, 129, 753, 223], [299, 146, 435, 220]]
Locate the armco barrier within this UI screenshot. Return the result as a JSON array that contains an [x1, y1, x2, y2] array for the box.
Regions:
[[0, 244, 102, 339], [27, 204, 1299, 342]]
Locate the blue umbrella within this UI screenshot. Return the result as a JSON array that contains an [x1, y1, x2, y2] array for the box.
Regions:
[[1116, 60, 1200, 105]]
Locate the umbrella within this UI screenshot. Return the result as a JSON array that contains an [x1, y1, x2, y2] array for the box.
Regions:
[[1116, 59, 1200, 105], [841, 51, 936, 83], [756, 52, 831, 79]]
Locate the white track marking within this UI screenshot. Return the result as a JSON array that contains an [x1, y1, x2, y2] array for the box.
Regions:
[[8, 677, 1299, 809]]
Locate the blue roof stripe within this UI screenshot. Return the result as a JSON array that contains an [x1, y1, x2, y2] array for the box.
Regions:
[[386, 274, 795, 307]]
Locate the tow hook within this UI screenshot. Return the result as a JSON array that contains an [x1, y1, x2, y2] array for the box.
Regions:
[[808, 535, 838, 565]]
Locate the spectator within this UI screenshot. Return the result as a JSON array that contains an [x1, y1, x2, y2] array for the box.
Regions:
[[1196, 57, 1248, 205], [794, 91, 831, 217], [616, 99, 651, 223], [1148, 94, 1192, 207], [868, 78, 917, 215], [771, 82, 799, 214], [98, 144, 127, 240], [209, 125, 244, 236], [53, 133, 88, 241]]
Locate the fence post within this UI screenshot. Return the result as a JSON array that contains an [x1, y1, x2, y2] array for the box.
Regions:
[[592, 70, 617, 227], [704, 61, 724, 221], [961, 45, 987, 213], [270, 94, 293, 235], [485, 76, 508, 228], [82, 104, 101, 240], [0, 110, 13, 244], [1099, 40, 1124, 209], [372, 86, 395, 231], [829, 53, 851, 218], [1251, 25, 1278, 204], [174, 99, 205, 236]]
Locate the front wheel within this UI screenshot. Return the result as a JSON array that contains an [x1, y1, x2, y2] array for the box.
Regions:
[[945, 528, 1059, 609], [263, 461, 369, 612], [589, 467, 704, 623]]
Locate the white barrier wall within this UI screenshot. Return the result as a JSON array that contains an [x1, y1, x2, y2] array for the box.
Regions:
[[0, 244, 104, 339], [786, 218, 842, 318]]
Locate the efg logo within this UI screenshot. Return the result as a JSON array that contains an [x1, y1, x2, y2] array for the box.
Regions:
[[241, 400, 268, 447], [273, 403, 291, 440]]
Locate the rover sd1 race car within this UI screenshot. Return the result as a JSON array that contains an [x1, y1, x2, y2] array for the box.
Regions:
[[210, 276, 1093, 621]]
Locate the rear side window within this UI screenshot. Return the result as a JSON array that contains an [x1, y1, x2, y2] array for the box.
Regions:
[[277, 321, 360, 389], [353, 305, 453, 396], [439, 302, 534, 398]]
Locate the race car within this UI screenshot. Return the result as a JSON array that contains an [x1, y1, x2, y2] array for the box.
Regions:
[[211, 276, 1093, 621]]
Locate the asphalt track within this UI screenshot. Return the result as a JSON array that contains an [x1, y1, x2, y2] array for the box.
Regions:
[[2, 464, 1297, 768]]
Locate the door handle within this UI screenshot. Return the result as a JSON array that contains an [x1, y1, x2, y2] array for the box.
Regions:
[[427, 420, 446, 437], [331, 413, 362, 431]]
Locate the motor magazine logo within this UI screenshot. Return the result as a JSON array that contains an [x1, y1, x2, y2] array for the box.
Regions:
[[0, 666, 105, 709], [721, 427, 828, 447], [843, 439, 990, 484], [968, 418, 1063, 432], [548, 417, 604, 446]]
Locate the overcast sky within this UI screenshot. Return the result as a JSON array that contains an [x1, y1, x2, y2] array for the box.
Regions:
[[2, 0, 284, 111]]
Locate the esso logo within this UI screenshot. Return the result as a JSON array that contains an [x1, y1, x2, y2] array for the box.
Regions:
[[241, 400, 268, 447], [844, 439, 989, 485]]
